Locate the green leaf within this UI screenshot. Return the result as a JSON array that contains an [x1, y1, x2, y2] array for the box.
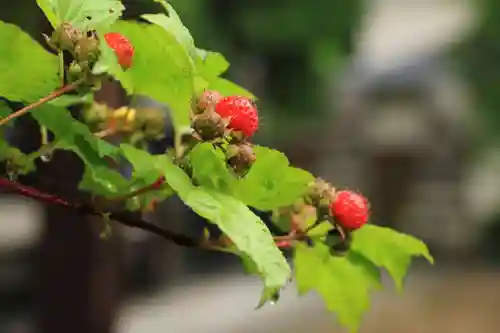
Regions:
[[48, 93, 93, 107], [36, 0, 124, 30], [119, 144, 186, 208], [0, 101, 13, 126], [36, 0, 58, 28], [294, 243, 379, 332], [0, 21, 59, 102], [196, 49, 229, 76], [108, 20, 196, 130], [194, 49, 255, 98], [31, 104, 120, 160], [0, 140, 36, 175], [209, 77, 255, 98], [235, 146, 314, 211], [189, 143, 236, 194], [92, 35, 133, 92], [142, 0, 196, 59], [184, 187, 291, 305], [29, 105, 126, 197], [120, 143, 166, 184], [156, 157, 291, 305], [351, 224, 434, 291]]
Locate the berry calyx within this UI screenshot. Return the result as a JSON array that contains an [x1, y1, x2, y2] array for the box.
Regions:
[[330, 190, 369, 230], [226, 142, 256, 175], [192, 90, 222, 115], [214, 96, 259, 137], [103, 32, 134, 69]]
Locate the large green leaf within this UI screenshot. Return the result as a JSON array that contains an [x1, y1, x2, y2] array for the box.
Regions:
[[36, 0, 124, 30], [235, 146, 314, 211], [0, 21, 59, 102], [294, 243, 380, 332], [106, 20, 196, 130], [351, 224, 434, 290], [142, 0, 196, 60], [126, 146, 291, 304], [185, 187, 291, 305]]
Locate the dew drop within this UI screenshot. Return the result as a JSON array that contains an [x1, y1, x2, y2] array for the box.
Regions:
[[40, 153, 53, 163], [269, 291, 280, 305], [7, 172, 17, 181]]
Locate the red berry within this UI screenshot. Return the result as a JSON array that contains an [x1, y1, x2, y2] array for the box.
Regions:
[[103, 32, 134, 69], [214, 96, 259, 137], [330, 190, 369, 230]]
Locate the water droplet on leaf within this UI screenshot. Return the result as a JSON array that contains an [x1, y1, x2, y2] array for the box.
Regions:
[[269, 291, 280, 305], [40, 153, 52, 163]]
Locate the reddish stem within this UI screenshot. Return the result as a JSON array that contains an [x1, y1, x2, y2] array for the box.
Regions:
[[0, 79, 83, 127]]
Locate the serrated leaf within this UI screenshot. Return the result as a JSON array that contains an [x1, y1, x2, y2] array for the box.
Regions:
[[196, 49, 230, 76], [235, 146, 315, 211], [0, 21, 59, 102], [189, 143, 236, 194], [210, 77, 255, 98], [351, 224, 434, 291], [153, 157, 291, 304], [92, 36, 133, 92], [37, 0, 124, 30], [142, 0, 196, 59], [184, 187, 291, 305], [194, 49, 255, 98], [107, 20, 195, 130], [294, 243, 379, 332]]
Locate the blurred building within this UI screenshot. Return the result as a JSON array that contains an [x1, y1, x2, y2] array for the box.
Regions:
[[318, 0, 478, 254]]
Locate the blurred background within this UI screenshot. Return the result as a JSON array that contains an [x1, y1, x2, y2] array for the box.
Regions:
[[3, 0, 500, 332]]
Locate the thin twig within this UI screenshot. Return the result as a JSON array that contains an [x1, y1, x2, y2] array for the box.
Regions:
[[94, 127, 118, 138], [0, 177, 198, 247], [0, 79, 83, 127], [0, 177, 303, 249]]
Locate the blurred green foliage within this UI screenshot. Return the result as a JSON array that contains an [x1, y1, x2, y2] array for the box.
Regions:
[[171, 0, 362, 131], [453, 0, 500, 144]]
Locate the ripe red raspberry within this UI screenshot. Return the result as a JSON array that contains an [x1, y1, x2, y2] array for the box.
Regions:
[[214, 96, 259, 137], [103, 32, 134, 69], [330, 190, 369, 230]]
